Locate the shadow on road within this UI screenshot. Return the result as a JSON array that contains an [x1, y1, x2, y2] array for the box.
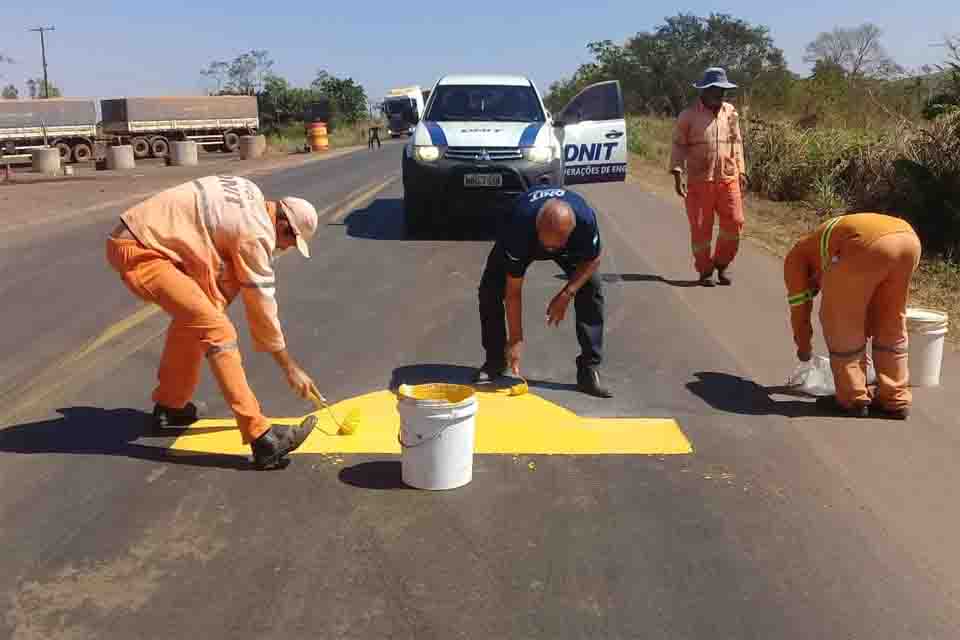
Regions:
[[0, 406, 260, 470], [686, 372, 821, 418], [339, 461, 407, 490], [555, 273, 701, 287], [337, 198, 498, 242]]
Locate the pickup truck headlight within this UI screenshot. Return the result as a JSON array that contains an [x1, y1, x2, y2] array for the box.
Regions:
[[522, 146, 553, 163], [414, 145, 441, 162]]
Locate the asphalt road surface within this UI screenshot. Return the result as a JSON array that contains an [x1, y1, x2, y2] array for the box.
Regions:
[[1, 142, 958, 639]]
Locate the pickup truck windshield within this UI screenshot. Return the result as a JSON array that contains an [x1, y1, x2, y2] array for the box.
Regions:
[[426, 85, 544, 123]]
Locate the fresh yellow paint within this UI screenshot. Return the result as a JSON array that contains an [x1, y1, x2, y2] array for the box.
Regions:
[[165, 387, 692, 456]]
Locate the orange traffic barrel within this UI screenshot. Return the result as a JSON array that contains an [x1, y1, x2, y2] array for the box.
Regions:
[[307, 121, 329, 152]]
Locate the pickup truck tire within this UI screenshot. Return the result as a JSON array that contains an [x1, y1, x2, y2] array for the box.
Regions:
[[403, 193, 431, 236], [72, 142, 93, 163], [131, 137, 150, 159]]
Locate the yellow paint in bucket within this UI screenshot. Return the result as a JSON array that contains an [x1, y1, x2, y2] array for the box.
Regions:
[[398, 383, 475, 403]]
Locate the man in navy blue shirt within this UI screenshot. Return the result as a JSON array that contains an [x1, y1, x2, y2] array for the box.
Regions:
[[475, 187, 611, 398]]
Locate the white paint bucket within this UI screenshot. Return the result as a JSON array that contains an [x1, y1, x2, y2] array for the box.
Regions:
[[907, 307, 949, 387], [397, 383, 478, 490]]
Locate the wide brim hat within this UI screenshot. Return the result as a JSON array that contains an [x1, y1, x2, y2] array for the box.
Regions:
[[693, 67, 737, 90]]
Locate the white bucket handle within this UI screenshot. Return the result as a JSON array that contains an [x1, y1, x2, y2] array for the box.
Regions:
[[398, 417, 459, 449]]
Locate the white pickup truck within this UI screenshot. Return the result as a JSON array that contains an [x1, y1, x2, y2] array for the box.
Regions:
[[401, 74, 628, 232]]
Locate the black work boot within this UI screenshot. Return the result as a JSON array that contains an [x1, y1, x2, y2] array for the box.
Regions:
[[473, 361, 507, 384], [815, 395, 869, 418], [152, 401, 203, 431], [577, 366, 613, 398], [716, 266, 733, 286], [874, 406, 911, 421], [250, 415, 317, 470], [698, 269, 715, 287]]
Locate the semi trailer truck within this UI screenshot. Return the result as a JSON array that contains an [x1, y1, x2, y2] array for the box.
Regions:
[[100, 95, 259, 159], [0, 98, 99, 164]]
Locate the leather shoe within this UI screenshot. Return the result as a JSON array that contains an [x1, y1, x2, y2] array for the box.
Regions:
[[815, 395, 869, 418], [251, 415, 317, 470], [716, 267, 732, 286], [473, 362, 507, 384], [152, 401, 203, 431], [577, 367, 613, 398]]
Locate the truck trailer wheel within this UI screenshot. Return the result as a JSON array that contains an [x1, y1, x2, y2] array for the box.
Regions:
[[72, 142, 93, 163], [150, 137, 170, 158], [222, 132, 241, 153], [54, 142, 73, 163], [131, 137, 150, 159]]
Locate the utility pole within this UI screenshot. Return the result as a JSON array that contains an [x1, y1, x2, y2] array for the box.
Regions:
[[28, 26, 55, 99]]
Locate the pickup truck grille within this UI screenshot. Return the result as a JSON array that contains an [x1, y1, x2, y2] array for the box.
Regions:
[[444, 147, 523, 161]]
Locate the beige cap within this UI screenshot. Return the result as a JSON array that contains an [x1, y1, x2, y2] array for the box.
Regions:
[[279, 197, 319, 258]]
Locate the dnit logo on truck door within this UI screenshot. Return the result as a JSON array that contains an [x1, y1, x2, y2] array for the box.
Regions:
[[564, 142, 620, 163], [563, 142, 627, 184]]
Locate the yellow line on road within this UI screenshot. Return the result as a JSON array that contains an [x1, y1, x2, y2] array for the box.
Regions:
[[326, 174, 399, 224], [72, 304, 162, 361]]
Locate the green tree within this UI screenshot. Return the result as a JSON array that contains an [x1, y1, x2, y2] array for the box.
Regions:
[[923, 35, 960, 119], [2, 84, 18, 99], [257, 74, 325, 131], [26, 78, 62, 98], [312, 71, 368, 124], [545, 13, 787, 116]]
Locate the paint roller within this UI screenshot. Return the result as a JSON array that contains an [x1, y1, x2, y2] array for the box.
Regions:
[[307, 387, 363, 435]]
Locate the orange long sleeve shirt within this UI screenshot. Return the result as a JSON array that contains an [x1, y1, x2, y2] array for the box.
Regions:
[[670, 99, 745, 183], [783, 213, 915, 354], [121, 175, 286, 353]]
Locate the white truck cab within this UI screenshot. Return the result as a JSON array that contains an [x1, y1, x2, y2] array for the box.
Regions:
[[401, 74, 627, 232]]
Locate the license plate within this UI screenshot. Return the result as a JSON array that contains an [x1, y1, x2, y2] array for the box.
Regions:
[[464, 173, 502, 188]]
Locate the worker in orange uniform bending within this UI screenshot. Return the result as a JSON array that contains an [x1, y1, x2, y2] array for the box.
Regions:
[[784, 213, 921, 419], [106, 175, 321, 469], [670, 67, 747, 286]]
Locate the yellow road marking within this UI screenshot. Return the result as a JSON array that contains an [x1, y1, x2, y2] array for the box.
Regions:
[[326, 174, 399, 223], [72, 304, 162, 361], [165, 388, 693, 456]]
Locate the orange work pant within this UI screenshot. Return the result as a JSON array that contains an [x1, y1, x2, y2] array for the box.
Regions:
[[685, 180, 745, 275], [819, 232, 921, 411], [106, 237, 270, 444]]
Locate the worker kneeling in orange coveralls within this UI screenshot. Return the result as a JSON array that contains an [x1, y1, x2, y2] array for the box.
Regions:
[[784, 213, 921, 419], [106, 175, 321, 469]]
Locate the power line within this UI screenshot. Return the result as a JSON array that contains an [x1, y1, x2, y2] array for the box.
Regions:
[[28, 26, 55, 99]]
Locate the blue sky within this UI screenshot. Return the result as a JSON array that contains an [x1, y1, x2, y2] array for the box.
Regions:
[[1, 1, 958, 102]]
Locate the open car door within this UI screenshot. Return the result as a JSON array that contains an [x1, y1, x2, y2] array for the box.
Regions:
[[556, 80, 628, 185]]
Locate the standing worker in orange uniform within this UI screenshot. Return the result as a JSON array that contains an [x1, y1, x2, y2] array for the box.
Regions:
[[106, 175, 322, 469], [670, 67, 747, 286], [784, 213, 921, 419]]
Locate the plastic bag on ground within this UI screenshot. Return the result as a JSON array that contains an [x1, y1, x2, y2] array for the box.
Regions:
[[787, 355, 835, 396], [785, 353, 877, 397]]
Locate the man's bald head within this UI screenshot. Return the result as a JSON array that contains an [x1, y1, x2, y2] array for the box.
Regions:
[[536, 199, 576, 251]]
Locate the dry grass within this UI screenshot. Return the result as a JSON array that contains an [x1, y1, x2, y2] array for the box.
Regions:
[[628, 151, 960, 345]]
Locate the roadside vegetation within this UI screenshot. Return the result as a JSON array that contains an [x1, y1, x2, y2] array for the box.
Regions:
[[199, 50, 379, 153], [547, 13, 960, 340]]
